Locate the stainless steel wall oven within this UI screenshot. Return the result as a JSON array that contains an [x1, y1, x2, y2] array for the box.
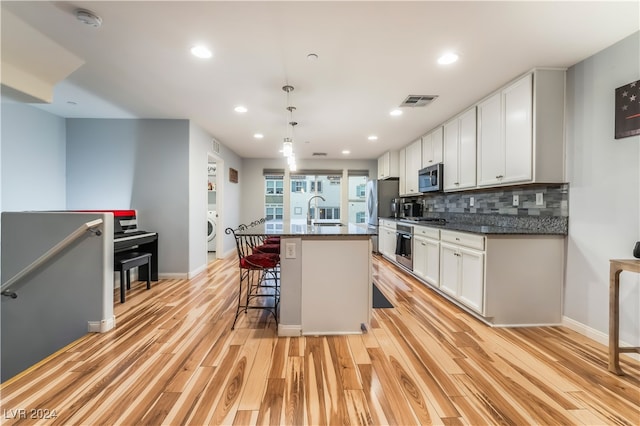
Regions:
[[395, 224, 413, 270]]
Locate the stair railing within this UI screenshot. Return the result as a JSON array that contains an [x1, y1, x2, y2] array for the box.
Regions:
[[1, 218, 104, 299]]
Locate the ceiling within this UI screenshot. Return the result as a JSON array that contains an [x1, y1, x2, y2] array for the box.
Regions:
[[2, 1, 639, 161]]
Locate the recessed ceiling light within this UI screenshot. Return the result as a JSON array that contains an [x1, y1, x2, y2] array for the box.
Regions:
[[342, 150, 351, 155], [438, 52, 459, 65], [234, 106, 248, 113], [390, 109, 403, 116], [191, 45, 212, 59], [307, 53, 319, 61], [368, 135, 378, 141], [254, 133, 264, 139]]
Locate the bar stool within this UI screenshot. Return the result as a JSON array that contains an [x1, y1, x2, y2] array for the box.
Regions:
[[114, 252, 152, 303], [226, 226, 280, 329]]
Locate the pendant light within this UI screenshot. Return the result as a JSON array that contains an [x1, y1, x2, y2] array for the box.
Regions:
[[282, 85, 298, 171]]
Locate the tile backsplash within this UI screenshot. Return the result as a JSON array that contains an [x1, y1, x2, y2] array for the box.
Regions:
[[415, 183, 569, 217]]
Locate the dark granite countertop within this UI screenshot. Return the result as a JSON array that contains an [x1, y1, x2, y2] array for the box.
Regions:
[[385, 214, 568, 236], [236, 222, 376, 237]]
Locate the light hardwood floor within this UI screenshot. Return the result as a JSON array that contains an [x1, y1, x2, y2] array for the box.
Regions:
[[1, 254, 639, 425]]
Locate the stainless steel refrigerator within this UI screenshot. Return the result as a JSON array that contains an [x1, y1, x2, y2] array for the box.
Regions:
[[365, 178, 399, 252]]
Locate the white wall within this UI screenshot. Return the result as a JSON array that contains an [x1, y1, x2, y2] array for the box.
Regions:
[[188, 122, 212, 275], [1, 101, 66, 210], [564, 32, 640, 346], [216, 140, 243, 257]]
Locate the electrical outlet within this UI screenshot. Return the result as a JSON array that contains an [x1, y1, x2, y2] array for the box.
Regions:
[[469, 196, 475, 207], [512, 195, 519, 206], [536, 193, 544, 206], [285, 243, 296, 259]]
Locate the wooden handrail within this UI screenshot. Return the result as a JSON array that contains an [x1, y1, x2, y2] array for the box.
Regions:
[[1, 218, 104, 298]]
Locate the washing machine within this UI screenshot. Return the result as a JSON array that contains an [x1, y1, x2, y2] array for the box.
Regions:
[[207, 210, 217, 251]]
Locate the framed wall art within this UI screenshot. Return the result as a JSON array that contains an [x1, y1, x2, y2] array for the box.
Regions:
[[615, 79, 640, 139], [229, 167, 238, 183]]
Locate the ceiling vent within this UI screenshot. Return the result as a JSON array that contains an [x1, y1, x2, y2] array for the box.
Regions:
[[211, 138, 220, 153], [312, 152, 327, 157], [400, 95, 438, 107]]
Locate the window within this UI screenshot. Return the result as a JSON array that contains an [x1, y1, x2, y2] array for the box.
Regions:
[[291, 180, 307, 193], [319, 207, 340, 220], [348, 175, 368, 225], [266, 204, 283, 220], [266, 179, 283, 195], [292, 174, 341, 225], [265, 174, 284, 222]]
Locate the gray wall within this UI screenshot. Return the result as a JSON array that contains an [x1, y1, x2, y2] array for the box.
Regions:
[[1, 212, 112, 381], [1, 101, 67, 210], [67, 119, 191, 276], [565, 32, 640, 345]]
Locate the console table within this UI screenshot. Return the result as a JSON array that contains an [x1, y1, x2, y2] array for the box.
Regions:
[[609, 259, 640, 375]]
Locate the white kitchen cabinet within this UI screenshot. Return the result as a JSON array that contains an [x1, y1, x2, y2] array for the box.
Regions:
[[477, 93, 504, 186], [377, 150, 399, 179], [398, 148, 406, 195], [443, 107, 477, 191], [439, 230, 485, 314], [413, 233, 440, 286], [421, 126, 443, 167], [403, 138, 422, 195], [380, 222, 565, 326], [478, 73, 532, 186], [477, 70, 565, 187], [379, 219, 397, 261]]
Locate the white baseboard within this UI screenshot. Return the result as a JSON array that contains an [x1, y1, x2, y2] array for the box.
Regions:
[[278, 324, 302, 337], [562, 316, 640, 361], [88, 315, 116, 333], [159, 272, 189, 280], [188, 264, 207, 278], [222, 248, 236, 259]]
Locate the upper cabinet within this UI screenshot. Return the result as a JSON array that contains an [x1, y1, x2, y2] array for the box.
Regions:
[[421, 126, 443, 167], [477, 69, 565, 187], [398, 148, 406, 195], [443, 107, 477, 191], [377, 150, 399, 179], [403, 138, 422, 195]]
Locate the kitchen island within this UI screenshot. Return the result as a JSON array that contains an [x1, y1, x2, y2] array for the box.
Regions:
[[238, 222, 376, 336]]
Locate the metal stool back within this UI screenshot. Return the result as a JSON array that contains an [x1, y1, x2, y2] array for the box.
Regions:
[[226, 223, 280, 330]]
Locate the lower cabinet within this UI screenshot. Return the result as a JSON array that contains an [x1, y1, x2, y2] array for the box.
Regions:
[[380, 221, 564, 326], [413, 233, 440, 287], [379, 220, 397, 260], [440, 242, 485, 314]]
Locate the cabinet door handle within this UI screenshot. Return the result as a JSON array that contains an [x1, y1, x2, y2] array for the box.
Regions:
[[496, 175, 503, 179], [454, 182, 459, 185], [429, 160, 433, 163]]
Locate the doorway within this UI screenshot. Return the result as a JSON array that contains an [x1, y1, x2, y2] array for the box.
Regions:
[[207, 153, 224, 262]]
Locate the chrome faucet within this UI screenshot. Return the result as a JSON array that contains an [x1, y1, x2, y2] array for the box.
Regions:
[[307, 195, 326, 225]]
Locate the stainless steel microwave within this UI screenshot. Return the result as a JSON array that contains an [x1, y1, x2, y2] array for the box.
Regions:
[[418, 163, 444, 192]]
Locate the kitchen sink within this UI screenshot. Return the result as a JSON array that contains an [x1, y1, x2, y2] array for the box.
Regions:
[[312, 222, 344, 227]]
